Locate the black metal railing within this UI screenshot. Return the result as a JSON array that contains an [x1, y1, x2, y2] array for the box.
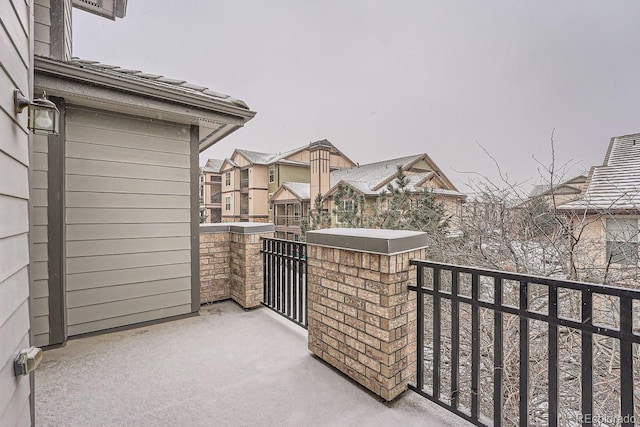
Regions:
[[409, 260, 640, 427], [261, 237, 307, 328]]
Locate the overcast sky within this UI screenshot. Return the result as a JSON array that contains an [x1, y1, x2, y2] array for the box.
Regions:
[[72, 1, 640, 191]]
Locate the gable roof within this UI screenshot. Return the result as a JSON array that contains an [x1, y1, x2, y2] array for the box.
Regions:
[[202, 159, 224, 173], [529, 175, 587, 198], [330, 154, 425, 192], [231, 140, 356, 167], [327, 153, 462, 198], [559, 134, 640, 211], [283, 182, 311, 201]]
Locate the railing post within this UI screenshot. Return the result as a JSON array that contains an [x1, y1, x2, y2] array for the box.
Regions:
[[306, 228, 428, 401], [228, 223, 275, 308]]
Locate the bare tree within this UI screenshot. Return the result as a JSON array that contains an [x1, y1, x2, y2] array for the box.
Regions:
[[421, 135, 640, 426]]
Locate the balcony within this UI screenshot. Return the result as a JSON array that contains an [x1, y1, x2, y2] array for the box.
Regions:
[[274, 215, 307, 227], [36, 226, 640, 427], [35, 301, 463, 426]]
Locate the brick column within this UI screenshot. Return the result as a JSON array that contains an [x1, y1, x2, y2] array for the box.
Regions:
[[306, 228, 428, 401], [229, 223, 275, 309], [200, 224, 231, 304], [199, 223, 274, 308]]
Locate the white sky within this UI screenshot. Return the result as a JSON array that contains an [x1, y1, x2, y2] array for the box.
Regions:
[[72, 1, 640, 191]]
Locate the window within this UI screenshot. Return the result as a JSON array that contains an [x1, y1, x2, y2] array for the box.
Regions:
[[336, 199, 353, 225], [269, 166, 275, 183], [240, 169, 249, 188], [268, 193, 274, 211], [606, 218, 639, 265], [225, 172, 231, 186], [225, 196, 231, 211]]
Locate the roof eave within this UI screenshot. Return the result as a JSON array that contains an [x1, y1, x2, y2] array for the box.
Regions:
[[35, 57, 256, 122]]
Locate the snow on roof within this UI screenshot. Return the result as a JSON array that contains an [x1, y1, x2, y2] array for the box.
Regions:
[[282, 182, 311, 200], [202, 158, 224, 173], [67, 58, 250, 109], [235, 145, 309, 166], [559, 134, 640, 211], [329, 154, 425, 192]]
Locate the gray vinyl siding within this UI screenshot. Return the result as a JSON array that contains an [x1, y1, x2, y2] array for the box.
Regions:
[[65, 107, 192, 336], [34, 0, 50, 57], [0, 0, 32, 425], [30, 135, 50, 347]]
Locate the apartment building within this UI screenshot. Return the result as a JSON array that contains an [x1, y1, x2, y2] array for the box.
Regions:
[[269, 146, 466, 239], [557, 133, 640, 284], [219, 140, 355, 224]]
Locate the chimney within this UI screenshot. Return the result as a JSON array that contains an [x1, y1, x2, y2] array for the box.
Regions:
[[309, 140, 332, 203]]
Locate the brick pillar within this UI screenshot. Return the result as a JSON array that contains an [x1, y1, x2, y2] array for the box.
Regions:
[[306, 228, 428, 401], [228, 223, 275, 309], [199, 223, 274, 308], [200, 224, 231, 304]]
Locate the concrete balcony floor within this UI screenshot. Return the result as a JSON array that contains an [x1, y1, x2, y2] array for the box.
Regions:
[[36, 301, 470, 426]]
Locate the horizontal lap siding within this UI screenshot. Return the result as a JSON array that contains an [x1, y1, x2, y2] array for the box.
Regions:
[[33, 0, 50, 57], [65, 108, 192, 336], [0, 0, 32, 424], [30, 134, 49, 346]]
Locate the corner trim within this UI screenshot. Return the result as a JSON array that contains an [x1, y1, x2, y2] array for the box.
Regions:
[[190, 125, 201, 313], [47, 97, 66, 345]]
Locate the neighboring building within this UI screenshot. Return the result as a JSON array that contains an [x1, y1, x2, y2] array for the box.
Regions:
[[558, 134, 640, 284], [528, 174, 588, 207], [271, 182, 312, 240], [220, 139, 355, 224], [325, 153, 465, 229], [200, 159, 224, 223], [268, 149, 466, 239]]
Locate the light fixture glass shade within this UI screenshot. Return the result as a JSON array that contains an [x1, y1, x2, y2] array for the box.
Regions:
[[27, 100, 59, 135], [14, 89, 60, 136]]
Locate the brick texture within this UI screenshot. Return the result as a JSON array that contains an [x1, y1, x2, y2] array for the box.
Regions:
[[200, 229, 274, 308], [230, 232, 273, 308], [307, 245, 425, 401], [199, 232, 231, 304]]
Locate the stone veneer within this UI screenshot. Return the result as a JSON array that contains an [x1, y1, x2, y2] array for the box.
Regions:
[[200, 223, 274, 308], [306, 228, 428, 401]]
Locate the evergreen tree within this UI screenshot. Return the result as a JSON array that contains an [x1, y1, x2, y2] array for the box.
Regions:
[[300, 194, 330, 241], [332, 183, 365, 228]]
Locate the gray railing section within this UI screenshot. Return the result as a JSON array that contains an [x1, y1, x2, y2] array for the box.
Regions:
[[409, 260, 640, 427], [261, 237, 307, 328]]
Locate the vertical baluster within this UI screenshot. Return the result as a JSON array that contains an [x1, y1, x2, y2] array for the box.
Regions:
[[433, 268, 441, 400], [620, 296, 634, 427], [262, 239, 268, 305], [276, 240, 281, 311], [292, 242, 299, 323], [287, 242, 292, 319], [416, 265, 425, 391], [494, 277, 504, 426], [548, 285, 558, 427], [581, 288, 593, 427], [451, 270, 460, 410], [301, 244, 307, 327], [471, 273, 480, 422], [519, 281, 529, 427]]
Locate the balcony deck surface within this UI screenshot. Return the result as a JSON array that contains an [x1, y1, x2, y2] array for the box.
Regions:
[[36, 301, 470, 426]]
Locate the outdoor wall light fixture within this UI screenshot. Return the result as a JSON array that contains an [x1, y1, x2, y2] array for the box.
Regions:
[[14, 89, 60, 136]]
